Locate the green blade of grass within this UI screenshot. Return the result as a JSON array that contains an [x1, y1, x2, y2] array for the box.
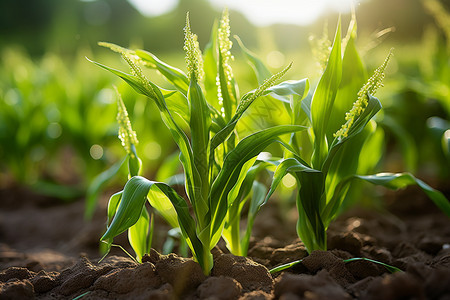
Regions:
[[269, 259, 303, 274], [343, 257, 402, 273]]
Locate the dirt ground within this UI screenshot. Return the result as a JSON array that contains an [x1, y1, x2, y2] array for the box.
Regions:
[[0, 184, 449, 299]]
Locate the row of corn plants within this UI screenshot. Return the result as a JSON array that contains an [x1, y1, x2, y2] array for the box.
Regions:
[[93, 10, 450, 275]]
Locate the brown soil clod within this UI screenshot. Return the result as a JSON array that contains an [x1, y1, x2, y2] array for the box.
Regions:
[[212, 248, 274, 294]]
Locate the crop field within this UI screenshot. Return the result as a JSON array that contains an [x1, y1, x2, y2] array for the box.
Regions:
[[0, 0, 449, 299]]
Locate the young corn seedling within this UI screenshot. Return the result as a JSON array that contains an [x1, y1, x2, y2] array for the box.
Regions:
[[90, 10, 307, 274], [96, 88, 156, 263], [265, 17, 450, 256]]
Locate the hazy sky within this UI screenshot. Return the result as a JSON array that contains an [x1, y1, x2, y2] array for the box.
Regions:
[[128, 0, 360, 26]]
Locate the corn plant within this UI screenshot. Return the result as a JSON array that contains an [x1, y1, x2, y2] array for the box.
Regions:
[[265, 18, 450, 253], [91, 10, 307, 274]]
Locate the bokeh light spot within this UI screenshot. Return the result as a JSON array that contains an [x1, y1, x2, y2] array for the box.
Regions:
[[90, 144, 104, 160]]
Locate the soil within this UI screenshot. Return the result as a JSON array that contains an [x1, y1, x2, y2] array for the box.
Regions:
[[1, 184, 449, 299]]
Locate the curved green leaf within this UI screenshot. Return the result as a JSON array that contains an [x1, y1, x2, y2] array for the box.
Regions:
[[135, 49, 189, 94], [355, 173, 450, 217], [162, 89, 190, 124], [265, 79, 309, 103], [209, 125, 307, 238], [101, 176, 207, 269], [106, 191, 123, 228], [241, 180, 268, 255], [234, 35, 271, 84]]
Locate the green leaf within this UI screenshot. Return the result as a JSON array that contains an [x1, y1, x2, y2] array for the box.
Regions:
[[135, 49, 190, 94], [128, 144, 142, 177], [101, 178, 150, 242], [90, 56, 202, 223], [188, 79, 212, 226], [203, 19, 219, 103], [355, 173, 450, 217], [323, 122, 376, 218], [210, 65, 292, 155], [88, 58, 153, 99], [265, 158, 325, 252], [209, 125, 307, 241], [234, 35, 272, 84], [162, 89, 190, 124], [265, 157, 316, 203], [147, 187, 179, 228], [107, 191, 123, 228], [343, 257, 402, 273], [241, 181, 268, 255], [265, 79, 309, 103], [296, 170, 326, 252], [357, 122, 384, 175], [128, 206, 151, 262], [326, 32, 367, 141], [226, 157, 258, 207], [269, 258, 303, 274], [101, 176, 208, 270], [323, 94, 382, 175], [310, 18, 342, 169]]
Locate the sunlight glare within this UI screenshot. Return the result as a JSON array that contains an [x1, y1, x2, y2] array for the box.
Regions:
[[128, 0, 361, 25], [208, 0, 360, 26], [128, 0, 179, 17]]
